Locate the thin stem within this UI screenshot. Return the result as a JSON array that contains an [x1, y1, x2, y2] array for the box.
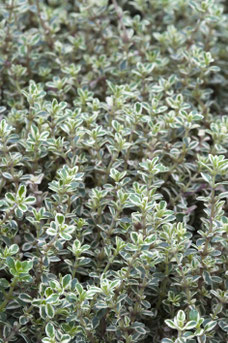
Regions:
[[34, 0, 54, 48], [202, 175, 216, 256], [112, 0, 129, 44], [0, 277, 17, 312]]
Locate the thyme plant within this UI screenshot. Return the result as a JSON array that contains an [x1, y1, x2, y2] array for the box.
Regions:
[[0, 0, 228, 342]]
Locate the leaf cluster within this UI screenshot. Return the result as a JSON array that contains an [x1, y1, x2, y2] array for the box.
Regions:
[[0, 0, 227, 342]]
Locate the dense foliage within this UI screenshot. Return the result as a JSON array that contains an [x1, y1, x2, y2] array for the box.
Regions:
[[0, 0, 228, 342]]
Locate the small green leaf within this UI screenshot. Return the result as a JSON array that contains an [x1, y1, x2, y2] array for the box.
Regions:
[[204, 321, 217, 332], [176, 310, 186, 326], [218, 319, 228, 333], [6, 256, 15, 270], [56, 213, 65, 225], [129, 194, 141, 206], [165, 319, 177, 329], [19, 293, 32, 303], [25, 196, 36, 204], [0, 278, 10, 288], [8, 244, 19, 255], [59, 232, 72, 240], [201, 173, 212, 183], [17, 185, 26, 199], [18, 204, 28, 212], [75, 283, 83, 295], [5, 193, 15, 204], [184, 321, 197, 330], [189, 309, 200, 322], [15, 207, 24, 218], [130, 232, 139, 244], [62, 274, 72, 289], [45, 304, 55, 318]]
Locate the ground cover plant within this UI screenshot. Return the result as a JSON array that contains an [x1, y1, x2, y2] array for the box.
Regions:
[[0, 0, 228, 342]]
